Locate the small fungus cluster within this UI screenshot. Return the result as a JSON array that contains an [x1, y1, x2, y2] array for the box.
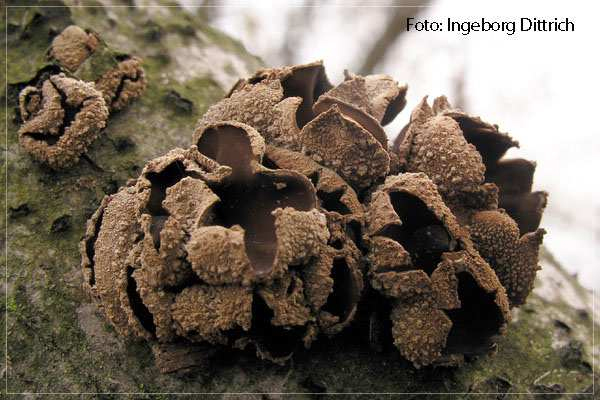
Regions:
[[17, 25, 146, 169], [82, 61, 547, 371]]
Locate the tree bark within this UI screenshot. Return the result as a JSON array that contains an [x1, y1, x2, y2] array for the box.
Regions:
[[1, 2, 597, 397]]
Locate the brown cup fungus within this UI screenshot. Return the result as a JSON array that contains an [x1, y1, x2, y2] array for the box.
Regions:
[[395, 97, 547, 308], [82, 61, 547, 370], [82, 121, 364, 367], [93, 56, 146, 112], [49, 25, 147, 112], [365, 173, 510, 367], [49, 25, 100, 73], [196, 61, 407, 191], [18, 74, 109, 169], [17, 25, 147, 168]]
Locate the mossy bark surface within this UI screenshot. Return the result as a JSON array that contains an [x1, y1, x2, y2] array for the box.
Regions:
[[1, 2, 597, 398]]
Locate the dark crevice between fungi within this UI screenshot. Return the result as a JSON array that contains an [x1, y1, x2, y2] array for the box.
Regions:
[[115, 53, 132, 62], [281, 66, 332, 128], [317, 189, 351, 215], [307, 171, 320, 188], [331, 239, 344, 250], [247, 75, 266, 85], [212, 172, 314, 276], [260, 155, 280, 170], [126, 266, 156, 336], [111, 70, 141, 108], [24, 132, 60, 145], [379, 191, 455, 275], [49, 79, 85, 138], [85, 207, 105, 286], [286, 272, 297, 295], [222, 325, 247, 345], [249, 293, 305, 359], [9, 64, 62, 112], [358, 288, 393, 352], [444, 272, 504, 356], [162, 260, 201, 294], [184, 329, 201, 342], [346, 219, 366, 254], [145, 160, 188, 250], [322, 258, 359, 322]]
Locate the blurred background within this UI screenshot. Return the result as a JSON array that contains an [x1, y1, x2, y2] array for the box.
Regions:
[[181, 0, 599, 289]]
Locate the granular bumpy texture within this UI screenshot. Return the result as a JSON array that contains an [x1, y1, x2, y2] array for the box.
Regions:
[[17, 25, 146, 168], [48, 25, 147, 112], [394, 96, 547, 308], [94, 56, 147, 112], [18, 74, 109, 169], [467, 210, 545, 306], [82, 122, 364, 368], [49, 25, 99, 72], [396, 97, 486, 196], [83, 61, 547, 371], [194, 61, 405, 191], [364, 173, 510, 367], [395, 96, 547, 235]]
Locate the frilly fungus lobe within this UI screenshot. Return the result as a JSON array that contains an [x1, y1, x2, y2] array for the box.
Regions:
[[49, 25, 99, 72], [94, 56, 147, 112], [18, 74, 109, 169], [195, 60, 407, 191], [365, 173, 510, 367], [395, 96, 547, 234], [83, 121, 364, 367], [468, 210, 545, 306], [395, 96, 547, 307], [83, 61, 547, 370], [396, 97, 486, 196], [48, 25, 147, 112], [18, 25, 147, 168]]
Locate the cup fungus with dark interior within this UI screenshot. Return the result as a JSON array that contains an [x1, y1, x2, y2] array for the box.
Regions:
[[82, 121, 365, 367], [364, 173, 510, 367], [18, 73, 109, 169], [82, 61, 547, 371], [395, 97, 547, 307], [16, 25, 147, 169], [49, 25, 147, 112], [195, 61, 408, 191]]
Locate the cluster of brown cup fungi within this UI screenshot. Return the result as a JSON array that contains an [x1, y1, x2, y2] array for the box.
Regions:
[[16, 45, 547, 371], [17, 25, 146, 169]]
